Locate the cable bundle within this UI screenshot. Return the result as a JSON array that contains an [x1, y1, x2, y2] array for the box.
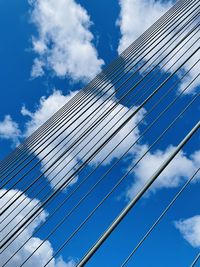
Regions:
[[1, 0, 200, 266]]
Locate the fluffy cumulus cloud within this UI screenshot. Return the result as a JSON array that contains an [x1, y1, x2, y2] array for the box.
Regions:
[[0, 189, 75, 267], [117, 0, 173, 54], [0, 115, 21, 146], [22, 90, 76, 136], [174, 215, 200, 248], [117, 0, 200, 94], [22, 90, 79, 189], [29, 0, 104, 82], [56, 258, 76, 267], [21, 89, 145, 189], [126, 145, 200, 200]]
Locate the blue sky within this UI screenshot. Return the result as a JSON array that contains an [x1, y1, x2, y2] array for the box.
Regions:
[[0, 0, 200, 266]]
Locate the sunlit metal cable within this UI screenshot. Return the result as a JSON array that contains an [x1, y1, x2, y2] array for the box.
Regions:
[[4, 70, 199, 266], [0, 0, 192, 174], [3, 73, 199, 266], [3, 34, 199, 233], [0, 0, 197, 184], [4, 29, 199, 229], [3, 19, 198, 224], [1, 1, 199, 265], [2, 44, 198, 220], [2, 10, 199, 208], [40, 95, 199, 267], [17, 89, 200, 267], [1, 44, 199, 251], [76, 121, 200, 267], [121, 168, 200, 267], [190, 253, 200, 267]]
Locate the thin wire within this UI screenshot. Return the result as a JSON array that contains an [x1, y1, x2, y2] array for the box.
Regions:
[[15, 79, 200, 267], [1, 46, 198, 250], [190, 253, 200, 267], [0, 1, 198, 266], [41, 99, 198, 267], [121, 168, 200, 267], [26, 20, 200, 185], [3, 41, 197, 222], [4, 2, 195, 186], [4, 28, 200, 228], [0, 0, 192, 174], [2, 12, 199, 209], [0, 0, 197, 184], [4, 74, 200, 266], [10, 80, 198, 264], [4, 18, 199, 218], [4, 70, 199, 266], [3, 34, 199, 233], [76, 121, 200, 267]]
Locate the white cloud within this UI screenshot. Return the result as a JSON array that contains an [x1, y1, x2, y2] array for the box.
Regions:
[[31, 58, 45, 78], [0, 115, 21, 146], [29, 0, 104, 82], [56, 257, 76, 267], [22, 90, 76, 136], [22, 89, 145, 190], [117, 0, 173, 54], [174, 215, 200, 248], [22, 90, 79, 189], [117, 0, 200, 94], [191, 150, 200, 179], [0, 189, 75, 267], [177, 48, 200, 95], [126, 146, 200, 200]]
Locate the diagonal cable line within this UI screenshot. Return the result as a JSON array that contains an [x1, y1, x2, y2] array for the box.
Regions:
[[1, 1, 199, 265], [3, 17, 199, 216], [76, 121, 200, 267], [1, 11, 200, 205], [1, 45, 199, 250], [2, 61, 199, 250], [3, 84, 199, 266], [120, 168, 200, 267], [1, 1, 197, 184], [22, 20, 200, 185], [3, 84, 199, 263], [0, 0, 193, 174], [3, 70, 199, 266], [45, 95, 199, 263], [3, 23, 200, 222], [2, 32, 199, 229], [2, 42, 199, 232], [16, 89, 200, 267], [0, 0, 197, 184], [2, 69, 199, 264], [190, 253, 200, 267]]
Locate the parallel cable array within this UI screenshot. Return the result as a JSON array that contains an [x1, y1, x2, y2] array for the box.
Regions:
[[0, 0, 194, 174], [120, 168, 200, 267], [0, 0, 197, 182], [1, 0, 200, 266]]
